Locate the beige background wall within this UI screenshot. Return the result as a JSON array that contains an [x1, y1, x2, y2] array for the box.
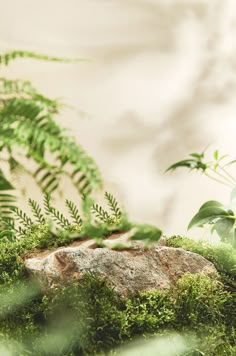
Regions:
[[1, 0, 236, 238]]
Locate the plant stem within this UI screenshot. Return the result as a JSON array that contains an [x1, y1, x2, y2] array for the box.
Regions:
[[204, 171, 232, 187], [208, 167, 235, 187], [219, 166, 236, 185]]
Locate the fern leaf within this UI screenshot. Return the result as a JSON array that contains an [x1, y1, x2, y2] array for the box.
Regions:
[[0, 169, 17, 221], [43, 193, 70, 228], [34, 165, 60, 194], [105, 192, 122, 221], [65, 199, 83, 225], [91, 203, 111, 224], [0, 50, 86, 66], [11, 207, 33, 228], [28, 198, 46, 224], [0, 50, 102, 204]]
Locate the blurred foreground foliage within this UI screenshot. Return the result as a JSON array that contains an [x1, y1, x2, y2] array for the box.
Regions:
[[0, 233, 235, 355]]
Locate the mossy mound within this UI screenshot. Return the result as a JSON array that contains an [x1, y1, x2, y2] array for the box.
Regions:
[[0, 234, 235, 355]]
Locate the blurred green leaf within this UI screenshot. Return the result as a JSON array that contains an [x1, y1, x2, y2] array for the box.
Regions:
[[213, 150, 219, 160], [130, 224, 162, 242], [198, 200, 224, 211], [188, 207, 229, 230]]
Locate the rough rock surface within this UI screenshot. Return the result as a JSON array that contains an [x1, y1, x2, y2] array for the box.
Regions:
[[25, 241, 218, 296]]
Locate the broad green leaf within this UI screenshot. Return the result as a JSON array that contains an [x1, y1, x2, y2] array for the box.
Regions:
[[199, 200, 224, 211], [214, 218, 234, 240], [188, 207, 229, 230]]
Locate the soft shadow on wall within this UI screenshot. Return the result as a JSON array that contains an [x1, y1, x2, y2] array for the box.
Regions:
[[0, 0, 236, 236]]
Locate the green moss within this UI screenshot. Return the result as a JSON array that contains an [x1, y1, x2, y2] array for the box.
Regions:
[[174, 273, 230, 327], [0, 232, 235, 355], [124, 290, 175, 336], [42, 274, 126, 355]]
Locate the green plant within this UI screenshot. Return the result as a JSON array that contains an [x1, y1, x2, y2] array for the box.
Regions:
[[91, 191, 123, 225], [0, 191, 124, 241], [0, 49, 102, 222], [41, 273, 126, 355], [174, 273, 230, 327], [124, 290, 175, 336], [167, 149, 236, 247], [0, 191, 163, 249], [166, 149, 236, 188], [187, 200, 236, 247]]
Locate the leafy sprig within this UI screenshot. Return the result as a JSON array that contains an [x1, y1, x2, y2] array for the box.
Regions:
[[104, 192, 122, 221], [44, 194, 70, 229], [28, 198, 46, 224], [92, 204, 111, 224], [65, 199, 83, 225]]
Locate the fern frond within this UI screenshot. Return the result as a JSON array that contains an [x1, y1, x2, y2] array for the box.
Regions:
[[0, 95, 102, 195], [43, 193, 70, 228], [34, 165, 60, 194], [43, 193, 52, 216], [0, 50, 85, 66], [0, 49, 102, 220], [0, 169, 17, 221], [11, 206, 33, 228], [28, 198, 46, 224], [105, 192, 122, 221], [65, 199, 83, 225], [91, 203, 111, 224]]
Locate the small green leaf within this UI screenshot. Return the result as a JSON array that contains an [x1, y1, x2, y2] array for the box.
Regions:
[[166, 159, 196, 172], [190, 152, 203, 159], [166, 158, 207, 173], [188, 207, 229, 230], [213, 150, 219, 160], [130, 224, 162, 242], [198, 200, 224, 211]]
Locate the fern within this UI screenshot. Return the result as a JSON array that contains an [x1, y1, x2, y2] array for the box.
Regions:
[[28, 198, 46, 224], [65, 199, 83, 226], [0, 49, 102, 222], [0, 50, 83, 66], [105, 192, 122, 221], [43, 194, 70, 229], [0, 169, 17, 220], [0, 192, 163, 247], [91, 192, 123, 225], [92, 203, 112, 224], [11, 206, 33, 228]]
